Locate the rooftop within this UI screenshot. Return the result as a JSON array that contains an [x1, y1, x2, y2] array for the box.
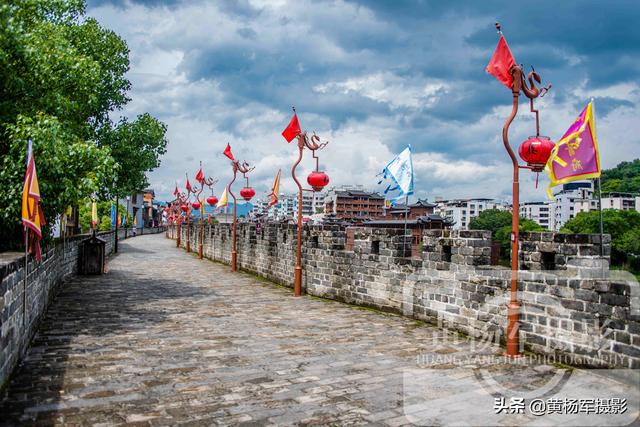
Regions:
[[334, 190, 385, 199], [364, 214, 454, 227], [388, 199, 436, 210]]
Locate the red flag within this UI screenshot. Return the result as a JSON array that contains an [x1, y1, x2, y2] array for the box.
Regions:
[[486, 35, 516, 89], [282, 113, 301, 142], [223, 143, 234, 161], [195, 168, 204, 183], [173, 185, 179, 197], [185, 178, 192, 192]]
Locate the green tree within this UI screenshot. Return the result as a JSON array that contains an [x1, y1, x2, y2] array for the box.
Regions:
[[78, 199, 126, 233], [468, 209, 512, 234], [561, 209, 640, 271], [100, 114, 168, 197], [618, 228, 640, 255], [600, 159, 640, 193], [469, 209, 545, 259], [0, 114, 115, 247], [0, 1, 167, 249]]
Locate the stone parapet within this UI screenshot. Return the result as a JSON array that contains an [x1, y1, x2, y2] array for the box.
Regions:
[[172, 222, 638, 368]]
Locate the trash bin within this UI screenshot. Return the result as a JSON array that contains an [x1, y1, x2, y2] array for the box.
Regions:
[[81, 230, 106, 274]]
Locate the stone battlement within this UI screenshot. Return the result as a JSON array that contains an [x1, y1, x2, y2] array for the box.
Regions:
[[174, 222, 639, 369]]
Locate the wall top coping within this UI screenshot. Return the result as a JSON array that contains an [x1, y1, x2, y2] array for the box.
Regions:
[[196, 221, 612, 243]]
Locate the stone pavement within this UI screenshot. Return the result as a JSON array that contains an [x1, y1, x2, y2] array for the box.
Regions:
[[1, 234, 638, 426]]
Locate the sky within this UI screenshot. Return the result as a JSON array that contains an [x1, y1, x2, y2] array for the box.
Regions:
[[86, 0, 640, 203]]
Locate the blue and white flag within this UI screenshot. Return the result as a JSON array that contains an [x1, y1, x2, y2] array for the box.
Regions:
[[378, 145, 414, 206], [110, 203, 116, 230]]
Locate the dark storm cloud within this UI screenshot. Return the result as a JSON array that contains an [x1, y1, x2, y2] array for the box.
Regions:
[[87, 0, 640, 201], [163, 0, 638, 134], [582, 97, 634, 117]]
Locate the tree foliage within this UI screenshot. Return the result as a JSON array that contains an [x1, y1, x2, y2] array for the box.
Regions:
[[469, 209, 545, 258], [468, 209, 512, 234], [561, 209, 640, 261], [78, 199, 126, 233], [0, 0, 167, 249], [600, 159, 640, 193], [100, 113, 167, 196]]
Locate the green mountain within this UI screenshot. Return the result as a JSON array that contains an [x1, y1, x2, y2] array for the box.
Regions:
[[600, 159, 640, 193]]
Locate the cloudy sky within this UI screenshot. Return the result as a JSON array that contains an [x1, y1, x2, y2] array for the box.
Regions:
[[86, 0, 640, 203]]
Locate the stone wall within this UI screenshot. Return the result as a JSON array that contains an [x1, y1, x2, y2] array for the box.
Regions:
[[0, 227, 164, 389], [174, 222, 639, 368], [519, 231, 611, 271]]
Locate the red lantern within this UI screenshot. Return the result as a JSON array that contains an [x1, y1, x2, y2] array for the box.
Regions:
[[240, 187, 255, 201], [192, 200, 201, 210], [307, 171, 330, 192], [181, 204, 189, 212], [518, 136, 555, 172], [207, 196, 218, 206]]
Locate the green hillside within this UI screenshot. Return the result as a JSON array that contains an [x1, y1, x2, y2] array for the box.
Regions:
[[600, 159, 640, 193]]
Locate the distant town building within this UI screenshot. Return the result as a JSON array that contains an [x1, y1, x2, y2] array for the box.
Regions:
[[384, 199, 436, 220], [520, 201, 552, 230], [605, 193, 639, 211], [435, 198, 508, 230], [324, 186, 385, 222], [274, 193, 296, 219], [299, 191, 325, 216], [251, 199, 269, 218], [550, 181, 594, 231], [142, 189, 162, 226], [118, 192, 144, 228]]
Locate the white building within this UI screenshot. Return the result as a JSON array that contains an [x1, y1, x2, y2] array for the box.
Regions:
[[550, 181, 640, 230], [435, 198, 509, 230], [267, 193, 296, 220], [550, 181, 594, 231], [299, 191, 325, 216], [600, 193, 640, 211], [520, 201, 552, 229], [251, 199, 269, 218]]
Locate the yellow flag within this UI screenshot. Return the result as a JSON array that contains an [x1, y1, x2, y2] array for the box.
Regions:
[[91, 200, 98, 228], [216, 186, 229, 209], [268, 169, 281, 207], [21, 141, 44, 261], [545, 100, 601, 198]]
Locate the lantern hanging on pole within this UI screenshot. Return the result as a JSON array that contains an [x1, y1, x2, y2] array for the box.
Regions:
[[518, 136, 555, 172], [240, 186, 255, 201], [307, 171, 330, 192], [207, 195, 218, 206]]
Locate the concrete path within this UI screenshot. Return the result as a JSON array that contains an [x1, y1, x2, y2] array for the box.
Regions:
[[1, 234, 637, 426]]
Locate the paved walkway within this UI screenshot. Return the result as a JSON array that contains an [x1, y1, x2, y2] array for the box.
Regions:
[[1, 234, 638, 426]]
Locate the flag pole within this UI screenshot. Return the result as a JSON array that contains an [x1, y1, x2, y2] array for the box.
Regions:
[[403, 194, 409, 256], [591, 98, 605, 259], [62, 213, 66, 259], [597, 177, 604, 257], [115, 196, 119, 253], [23, 229, 28, 327]]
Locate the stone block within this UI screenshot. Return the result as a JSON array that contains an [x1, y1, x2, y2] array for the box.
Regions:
[[614, 330, 631, 345], [599, 293, 628, 306], [575, 289, 598, 302], [612, 342, 640, 358]]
